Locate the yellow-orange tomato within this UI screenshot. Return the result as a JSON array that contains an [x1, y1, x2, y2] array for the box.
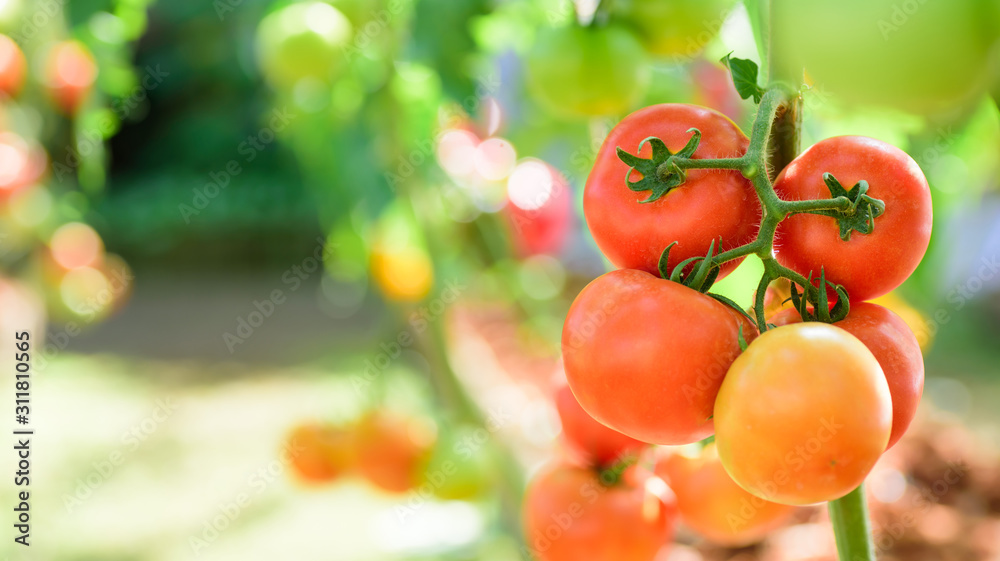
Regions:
[[657, 446, 796, 546], [0, 34, 26, 97], [772, 303, 924, 450], [355, 410, 436, 494], [45, 41, 97, 114], [286, 423, 355, 484], [714, 323, 892, 505], [370, 247, 433, 302]]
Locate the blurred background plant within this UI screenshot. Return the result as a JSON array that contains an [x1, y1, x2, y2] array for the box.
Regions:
[[0, 0, 999, 560]]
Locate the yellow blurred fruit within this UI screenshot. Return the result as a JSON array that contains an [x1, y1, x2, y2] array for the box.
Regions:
[[871, 292, 933, 352], [371, 246, 433, 302]]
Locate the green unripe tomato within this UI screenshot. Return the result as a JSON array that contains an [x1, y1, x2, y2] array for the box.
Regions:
[[617, 0, 736, 58], [526, 24, 650, 118], [418, 426, 497, 501], [255, 2, 353, 91], [772, 0, 999, 114]]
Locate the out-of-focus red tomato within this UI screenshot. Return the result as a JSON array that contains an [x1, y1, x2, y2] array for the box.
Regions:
[[45, 41, 98, 114], [505, 160, 573, 257]]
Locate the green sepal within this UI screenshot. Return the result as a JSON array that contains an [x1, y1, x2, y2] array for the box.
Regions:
[[721, 53, 764, 104], [615, 129, 702, 203], [737, 325, 749, 351], [788, 270, 851, 324], [710, 292, 757, 327], [820, 173, 886, 241], [657, 241, 678, 280]]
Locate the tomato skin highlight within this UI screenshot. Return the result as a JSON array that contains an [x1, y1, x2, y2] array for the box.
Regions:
[[555, 385, 650, 467], [774, 136, 932, 302], [771, 303, 923, 450], [656, 446, 796, 546], [522, 463, 675, 561], [355, 411, 435, 494], [562, 269, 757, 445], [714, 323, 892, 505], [584, 104, 759, 279]]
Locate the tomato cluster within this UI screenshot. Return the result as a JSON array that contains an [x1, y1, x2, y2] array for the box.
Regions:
[[285, 410, 495, 501], [533, 87, 932, 554]]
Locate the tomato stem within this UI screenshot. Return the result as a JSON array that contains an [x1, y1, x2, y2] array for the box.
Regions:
[[829, 484, 876, 561]]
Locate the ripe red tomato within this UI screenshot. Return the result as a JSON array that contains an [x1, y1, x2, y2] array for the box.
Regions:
[[0, 34, 26, 97], [555, 385, 649, 467], [523, 463, 675, 561], [563, 269, 757, 445], [584, 104, 759, 278], [714, 323, 892, 505], [286, 423, 355, 484], [45, 41, 98, 115], [774, 136, 932, 302], [771, 303, 923, 450], [656, 446, 796, 546], [505, 160, 573, 257], [355, 411, 436, 494]]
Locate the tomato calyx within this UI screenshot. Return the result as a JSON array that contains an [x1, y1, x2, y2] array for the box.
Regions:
[[656, 239, 722, 292], [787, 269, 850, 323], [804, 173, 887, 241], [616, 129, 703, 203], [593, 454, 639, 487]]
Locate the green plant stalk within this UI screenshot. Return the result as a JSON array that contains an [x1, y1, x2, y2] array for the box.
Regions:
[[656, 85, 878, 560], [664, 87, 845, 328], [829, 485, 876, 561]]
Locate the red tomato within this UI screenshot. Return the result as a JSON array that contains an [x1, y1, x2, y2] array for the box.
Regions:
[[286, 423, 355, 483], [45, 41, 98, 115], [505, 160, 573, 256], [774, 136, 932, 301], [555, 385, 649, 467], [714, 323, 892, 505], [523, 462, 675, 561], [584, 104, 759, 278], [657, 446, 796, 546], [0, 34, 25, 97], [771, 303, 923, 449], [562, 269, 757, 445], [355, 411, 436, 494]]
